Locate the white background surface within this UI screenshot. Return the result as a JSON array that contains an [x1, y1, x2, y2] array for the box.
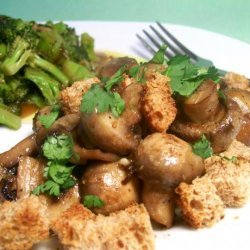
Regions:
[[1, 21, 250, 250]]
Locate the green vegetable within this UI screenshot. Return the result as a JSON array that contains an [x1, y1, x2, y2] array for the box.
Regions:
[[29, 53, 69, 87], [149, 44, 167, 64], [62, 60, 94, 82], [192, 134, 213, 159], [24, 67, 60, 105], [33, 133, 77, 197], [42, 134, 74, 162], [81, 32, 97, 61], [0, 107, 21, 129], [38, 104, 60, 128], [165, 55, 220, 96], [83, 195, 105, 209], [80, 84, 125, 118], [1, 36, 31, 76], [220, 155, 237, 163], [0, 15, 96, 129], [104, 66, 125, 91]]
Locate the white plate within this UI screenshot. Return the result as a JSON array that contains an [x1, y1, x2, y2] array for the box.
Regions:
[[1, 21, 250, 250]]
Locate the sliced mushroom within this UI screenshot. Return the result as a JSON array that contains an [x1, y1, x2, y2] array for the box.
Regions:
[[98, 57, 137, 78], [0, 134, 37, 168], [72, 143, 120, 164], [17, 156, 45, 199]]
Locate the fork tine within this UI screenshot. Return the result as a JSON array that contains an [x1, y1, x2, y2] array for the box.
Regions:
[[156, 21, 198, 60], [142, 30, 174, 58], [149, 25, 182, 56], [136, 34, 157, 55]]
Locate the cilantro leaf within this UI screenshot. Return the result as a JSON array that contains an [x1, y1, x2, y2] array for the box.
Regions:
[[192, 135, 213, 159], [48, 162, 74, 185], [42, 134, 74, 162], [165, 55, 220, 96], [32, 180, 60, 196], [149, 44, 167, 64], [38, 104, 61, 128], [220, 155, 238, 163], [80, 84, 125, 117], [83, 195, 105, 209], [104, 66, 125, 91]]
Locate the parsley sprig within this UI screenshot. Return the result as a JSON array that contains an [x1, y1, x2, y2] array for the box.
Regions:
[[83, 195, 105, 209], [32, 134, 76, 197], [80, 68, 126, 117], [192, 134, 213, 159], [165, 55, 220, 96], [38, 104, 61, 128]]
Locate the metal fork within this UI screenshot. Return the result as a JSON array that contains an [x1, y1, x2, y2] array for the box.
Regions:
[[136, 22, 227, 76]]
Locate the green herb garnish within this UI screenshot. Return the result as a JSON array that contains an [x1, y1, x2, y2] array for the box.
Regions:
[[192, 134, 213, 159], [80, 83, 125, 118], [165, 55, 220, 96], [42, 134, 74, 162], [38, 104, 60, 128], [32, 134, 76, 197], [83, 195, 105, 209]]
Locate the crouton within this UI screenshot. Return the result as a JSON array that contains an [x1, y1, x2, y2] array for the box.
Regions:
[[52, 203, 155, 250], [0, 195, 49, 250], [223, 72, 250, 91], [204, 154, 250, 207], [60, 77, 100, 115], [140, 71, 177, 132], [175, 177, 224, 229], [222, 139, 250, 159]]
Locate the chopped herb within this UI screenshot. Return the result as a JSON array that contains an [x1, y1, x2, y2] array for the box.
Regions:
[[104, 66, 125, 91], [192, 134, 213, 159], [80, 84, 125, 117], [42, 134, 74, 162], [83, 195, 105, 209], [165, 55, 220, 96], [38, 104, 61, 128], [221, 155, 238, 163], [128, 64, 146, 83], [32, 162, 76, 197], [149, 44, 167, 64], [217, 89, 227, 100]]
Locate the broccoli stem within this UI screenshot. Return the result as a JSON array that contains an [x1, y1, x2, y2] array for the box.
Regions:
[[62, 60, 94, 82], [24, 67, 60, 105], [0, 107, 21, 129], [30, 54, 69, 87], [0, 43, 7, 59], [1, 36, 31, 76]]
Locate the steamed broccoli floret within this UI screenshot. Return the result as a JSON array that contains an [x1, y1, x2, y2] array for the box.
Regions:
[[62, 60, 94, 82], [0, 15, 38, 46], [0, 15, 97, 129], [0, 77, 29, 114], [0, 43, 7, 59], [1, 36, 31, 75], [24, 67, 60, 105], [29, 53, 69, 87], [81, 32, 97, 62]]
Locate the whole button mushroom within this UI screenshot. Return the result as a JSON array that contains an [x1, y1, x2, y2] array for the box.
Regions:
[[135, 133, 204, 187], [81, 160, 139, 215], [135, 133, 204, 227]]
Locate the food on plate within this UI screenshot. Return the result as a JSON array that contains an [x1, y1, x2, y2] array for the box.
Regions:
[[52, 203, 154, 250], [0, 15, 96, 129], [175, 177, 225, 228], [0, 18, 250, 249], [0, 195, 49, 250]]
